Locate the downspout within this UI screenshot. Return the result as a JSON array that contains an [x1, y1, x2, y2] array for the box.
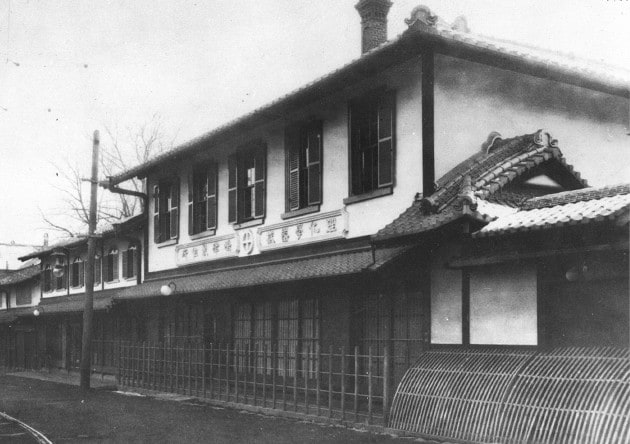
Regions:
[[421, 45, 436, 197]]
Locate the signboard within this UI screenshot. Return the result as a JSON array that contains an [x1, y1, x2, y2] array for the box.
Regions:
[[175, 234, 239, 266], [258, 209, 348, 251]]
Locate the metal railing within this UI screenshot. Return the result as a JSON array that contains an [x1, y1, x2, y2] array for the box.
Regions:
[[118, 341, 393, 425]]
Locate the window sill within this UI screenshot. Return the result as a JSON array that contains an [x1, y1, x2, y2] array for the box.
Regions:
[[124, 276, 137, 282], [281, 205, 320, 220], [232, 218, 264, 229], [343, 187, 393, 205], [189, 229, 217, 241], [156, 238, 178, 248], [104, 279, 120, 285]]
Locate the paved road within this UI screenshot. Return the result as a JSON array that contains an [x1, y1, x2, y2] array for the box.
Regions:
[[0, 375, 421, 443]]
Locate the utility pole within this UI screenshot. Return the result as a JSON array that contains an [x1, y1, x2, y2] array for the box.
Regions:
[[80, 130, 99, 390]]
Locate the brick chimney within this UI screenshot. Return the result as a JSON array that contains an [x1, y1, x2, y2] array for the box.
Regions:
[[355, 0, 393, 54]]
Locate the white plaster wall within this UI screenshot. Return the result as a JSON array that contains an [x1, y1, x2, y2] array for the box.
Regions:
[[8, 281, 39, 307], [147, 57, 424, 272], [40, 236, 142, 299], [469, 263, 537, 345], [434, 55, 629, 187], [430, 241, 462, 344]]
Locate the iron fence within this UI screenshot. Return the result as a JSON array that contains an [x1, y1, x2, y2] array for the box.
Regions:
[[117, 341, 393, 425]]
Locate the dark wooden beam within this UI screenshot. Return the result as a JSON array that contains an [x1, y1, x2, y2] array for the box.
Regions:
[[421, 47, 436, 197]]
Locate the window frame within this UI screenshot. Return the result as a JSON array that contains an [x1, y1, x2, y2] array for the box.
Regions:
[[188, 162, 218, 236], [228, 142, 267, 226], [15, 285, 32, 306], [43, 264, 53, 293], [70, 256, 85, 288], [103, 248, 119, 283], [345, 89, 396, 204], [122, 245, 138, 280], [153, 178, 180, 244], [54, 258, 67, 291], [283, 120, 323, 219]]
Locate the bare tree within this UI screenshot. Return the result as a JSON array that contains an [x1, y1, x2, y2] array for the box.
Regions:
[[42, 114, 175, 237]]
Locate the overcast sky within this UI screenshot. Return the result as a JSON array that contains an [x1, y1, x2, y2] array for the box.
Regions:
[[1, 0, 629, 247]]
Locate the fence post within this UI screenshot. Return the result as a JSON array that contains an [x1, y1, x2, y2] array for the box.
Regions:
[[304, 345, 310, 415], [341, 345, 346, 421], [354, 345, 359, 423], [316, 344, 321, 417], [328, 345, 333, 419], [383, 344, 391, 426], [368, 345, 373, 425], [234, 344, 239, 403]]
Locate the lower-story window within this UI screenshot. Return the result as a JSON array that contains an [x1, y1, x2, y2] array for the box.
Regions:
[[233, 298, 319, 377]]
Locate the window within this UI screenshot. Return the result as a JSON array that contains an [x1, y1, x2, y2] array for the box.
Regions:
[[122, 245, 137, 279], [16, 285, 32, 306], [70, 257, 85, 288], [285, 121, 323, 214], [188, 163, 218, 235], [103, 248, 119, 283], [0, 291, 7, 309], [228, 143, 266, 224], [153, 179, 180, 243], [348, 90, 395, 198], [94, 255, 101, 286], [43, 264, 52, 292], [54, 258, 67, 291]]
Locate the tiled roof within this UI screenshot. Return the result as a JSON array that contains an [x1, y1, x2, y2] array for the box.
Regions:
[[37, 290, 116, 315], [115, 245, 406, 301], [474, 184, 630, 237], [0, 265, 40, 287], [19, 214, 144, 261], [375, 130, 585, 241], [107, 14, 628, 186]]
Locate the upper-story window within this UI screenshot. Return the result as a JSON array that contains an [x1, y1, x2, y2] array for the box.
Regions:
[[284, 121, 323, 214], [153, 179, 180, 243], [70, 257, 85, 288], [16, 285, 31, 306], [94, 254, 101, 286], [43, 264, 52, 292], [348, 90, 395, 200], [104, 248, 119, 283], [122, 245, 137, 280], [0, 291, 6, 309], [188, 163, 218, 235], [228, 142, 266, 225], [54, 258, 67, 291]]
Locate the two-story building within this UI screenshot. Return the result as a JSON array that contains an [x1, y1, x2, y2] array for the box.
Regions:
[[17, 214, 144, 372], [101, 1, 628, 385]]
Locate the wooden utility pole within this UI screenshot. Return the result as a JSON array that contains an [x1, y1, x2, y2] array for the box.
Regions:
[[80, 130, 99, 390]]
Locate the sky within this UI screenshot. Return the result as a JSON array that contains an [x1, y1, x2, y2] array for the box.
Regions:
[[0, 0, 629, 248]]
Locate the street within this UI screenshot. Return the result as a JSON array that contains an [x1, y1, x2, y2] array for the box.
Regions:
[[0, 375, 419, 443]]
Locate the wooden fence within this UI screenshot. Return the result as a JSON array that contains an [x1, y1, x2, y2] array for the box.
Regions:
[[117, 341, 393, 425]]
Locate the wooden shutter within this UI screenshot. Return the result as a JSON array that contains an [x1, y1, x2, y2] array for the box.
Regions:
[[307, 121, 323, 206], [187, 171, 194, 235], [153, 185, 161, 243], [228, 154, 238, 223], [349, 102, 364, 195], [285, 125, 301, 211], [122, 249, 129, 279], [103, 254, 109, 282], [131, 248, 137, 278], [254, 145, 266, 218], [79, 260, 84, 287], [207, 163, 217, 230], [377, 92, 395, 188], [112, 251, 119, 281], [169, 181, 179, 239]]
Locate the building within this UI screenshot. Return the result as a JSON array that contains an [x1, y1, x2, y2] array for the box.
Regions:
[[15, 215, 144, 372], [4, 2, 629, 441]]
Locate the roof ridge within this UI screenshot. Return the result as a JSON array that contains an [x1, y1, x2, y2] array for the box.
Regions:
[[521, 183, 630, 210]]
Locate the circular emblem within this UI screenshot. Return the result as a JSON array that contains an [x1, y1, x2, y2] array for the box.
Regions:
[[241, 230, 254, 255]]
